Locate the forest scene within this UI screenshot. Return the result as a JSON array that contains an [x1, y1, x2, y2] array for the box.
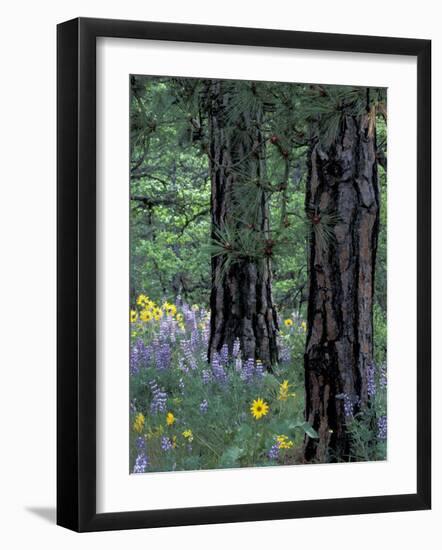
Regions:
[[129, 75, 387, 474]]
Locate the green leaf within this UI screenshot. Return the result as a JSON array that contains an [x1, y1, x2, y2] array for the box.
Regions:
[[298, 421, 319, 439], [219, 446, 245, 468]]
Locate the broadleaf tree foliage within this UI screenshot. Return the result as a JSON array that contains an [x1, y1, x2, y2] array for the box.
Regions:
[[130, 74, 387, 465]]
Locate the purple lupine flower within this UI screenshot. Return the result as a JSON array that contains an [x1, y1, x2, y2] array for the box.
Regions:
[[367, 362, 376, 397], [255, 360, 265, 378], [268, 444, 279, 461], [161, 436, 173, 452], [135, 436, 146, 451], [241, 357, 255, 383], [158, 319, 170, 341], [179, 378, 185, 394], [377, 415, 387, 440], [219, 344, 229, 366], [201, 323, 210, 346], [190, 327, 200, 351], [343, 393, 354, 418], [201, 369, 212, 384], [155, 342, 171, 370], [169, 318, 177, 343], [200, 346, 208, 363], [199, 399, 208, 413], [180, 339, 197, 370], [130, 355, 140, 376], [133, 452, 149, 473], [130, 339, 150, 374], [182, 304, 197, 329], [211, 353, 228, 383], [149, 380, 168, 414], [235, 357, 243, 372], [232, 338, 241, 358], [279, 344, 291, 363]]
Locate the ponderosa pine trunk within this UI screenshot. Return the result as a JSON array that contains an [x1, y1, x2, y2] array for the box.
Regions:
[[207, 81, 279, 366], [303, 106, 379, 462]]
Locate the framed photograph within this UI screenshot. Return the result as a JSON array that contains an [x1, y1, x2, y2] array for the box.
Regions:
[[57, 17, 431, 532]]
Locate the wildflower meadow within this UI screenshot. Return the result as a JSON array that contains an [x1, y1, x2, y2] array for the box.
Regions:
[[129, 295, 387, 473]]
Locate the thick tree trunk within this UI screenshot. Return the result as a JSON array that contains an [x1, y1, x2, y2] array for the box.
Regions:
[[303, 108, 379, 462], [207, 81, 279, 366]]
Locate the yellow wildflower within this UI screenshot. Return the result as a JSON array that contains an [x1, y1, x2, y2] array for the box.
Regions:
[[278, 380, 290, 401], [130, 309, 138, 323], [278, 379, 296, 401], [153, 307, 163, 321], [176, 313, 183, 322], [301, 321, 307, 332], [140, 309, 153, 322], [163, 302, 177, 316], [182, 429, 193, 442], [284, 318, 293, 327], [137, 294, 150, 307], [133, 413, 145, 433], [166, 412, 175, 426], [250, 398, 269, 420], [276, 434, 294, 449]]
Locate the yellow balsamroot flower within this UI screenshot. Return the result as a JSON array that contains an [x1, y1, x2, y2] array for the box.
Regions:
[[166, 412, 175, 426], [176, 313, 183, 322], [301, 321, 307, 332], [153, 307, 163, 321], [140, 309, 153, 322], [182, 429, 193, 442], [162, 302, 177, 316], [136, 294, 150, 307], [130, 309, 138, 323], [284, 318, 293, 327], [250, 398, 269, 420], [178, 322, 185, 331], [133, 413, 145, 433], [276, 434, 294, 449]]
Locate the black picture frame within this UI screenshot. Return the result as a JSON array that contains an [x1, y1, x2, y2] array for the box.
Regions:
[[57, 17, 431, 532]]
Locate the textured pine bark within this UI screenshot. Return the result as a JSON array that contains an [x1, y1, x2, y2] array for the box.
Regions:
[[207, 81, 279, 366], [303, 109, 380, 462]]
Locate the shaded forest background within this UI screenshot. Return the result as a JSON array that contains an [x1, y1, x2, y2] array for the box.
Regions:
[[130, 76, 387, 361]]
